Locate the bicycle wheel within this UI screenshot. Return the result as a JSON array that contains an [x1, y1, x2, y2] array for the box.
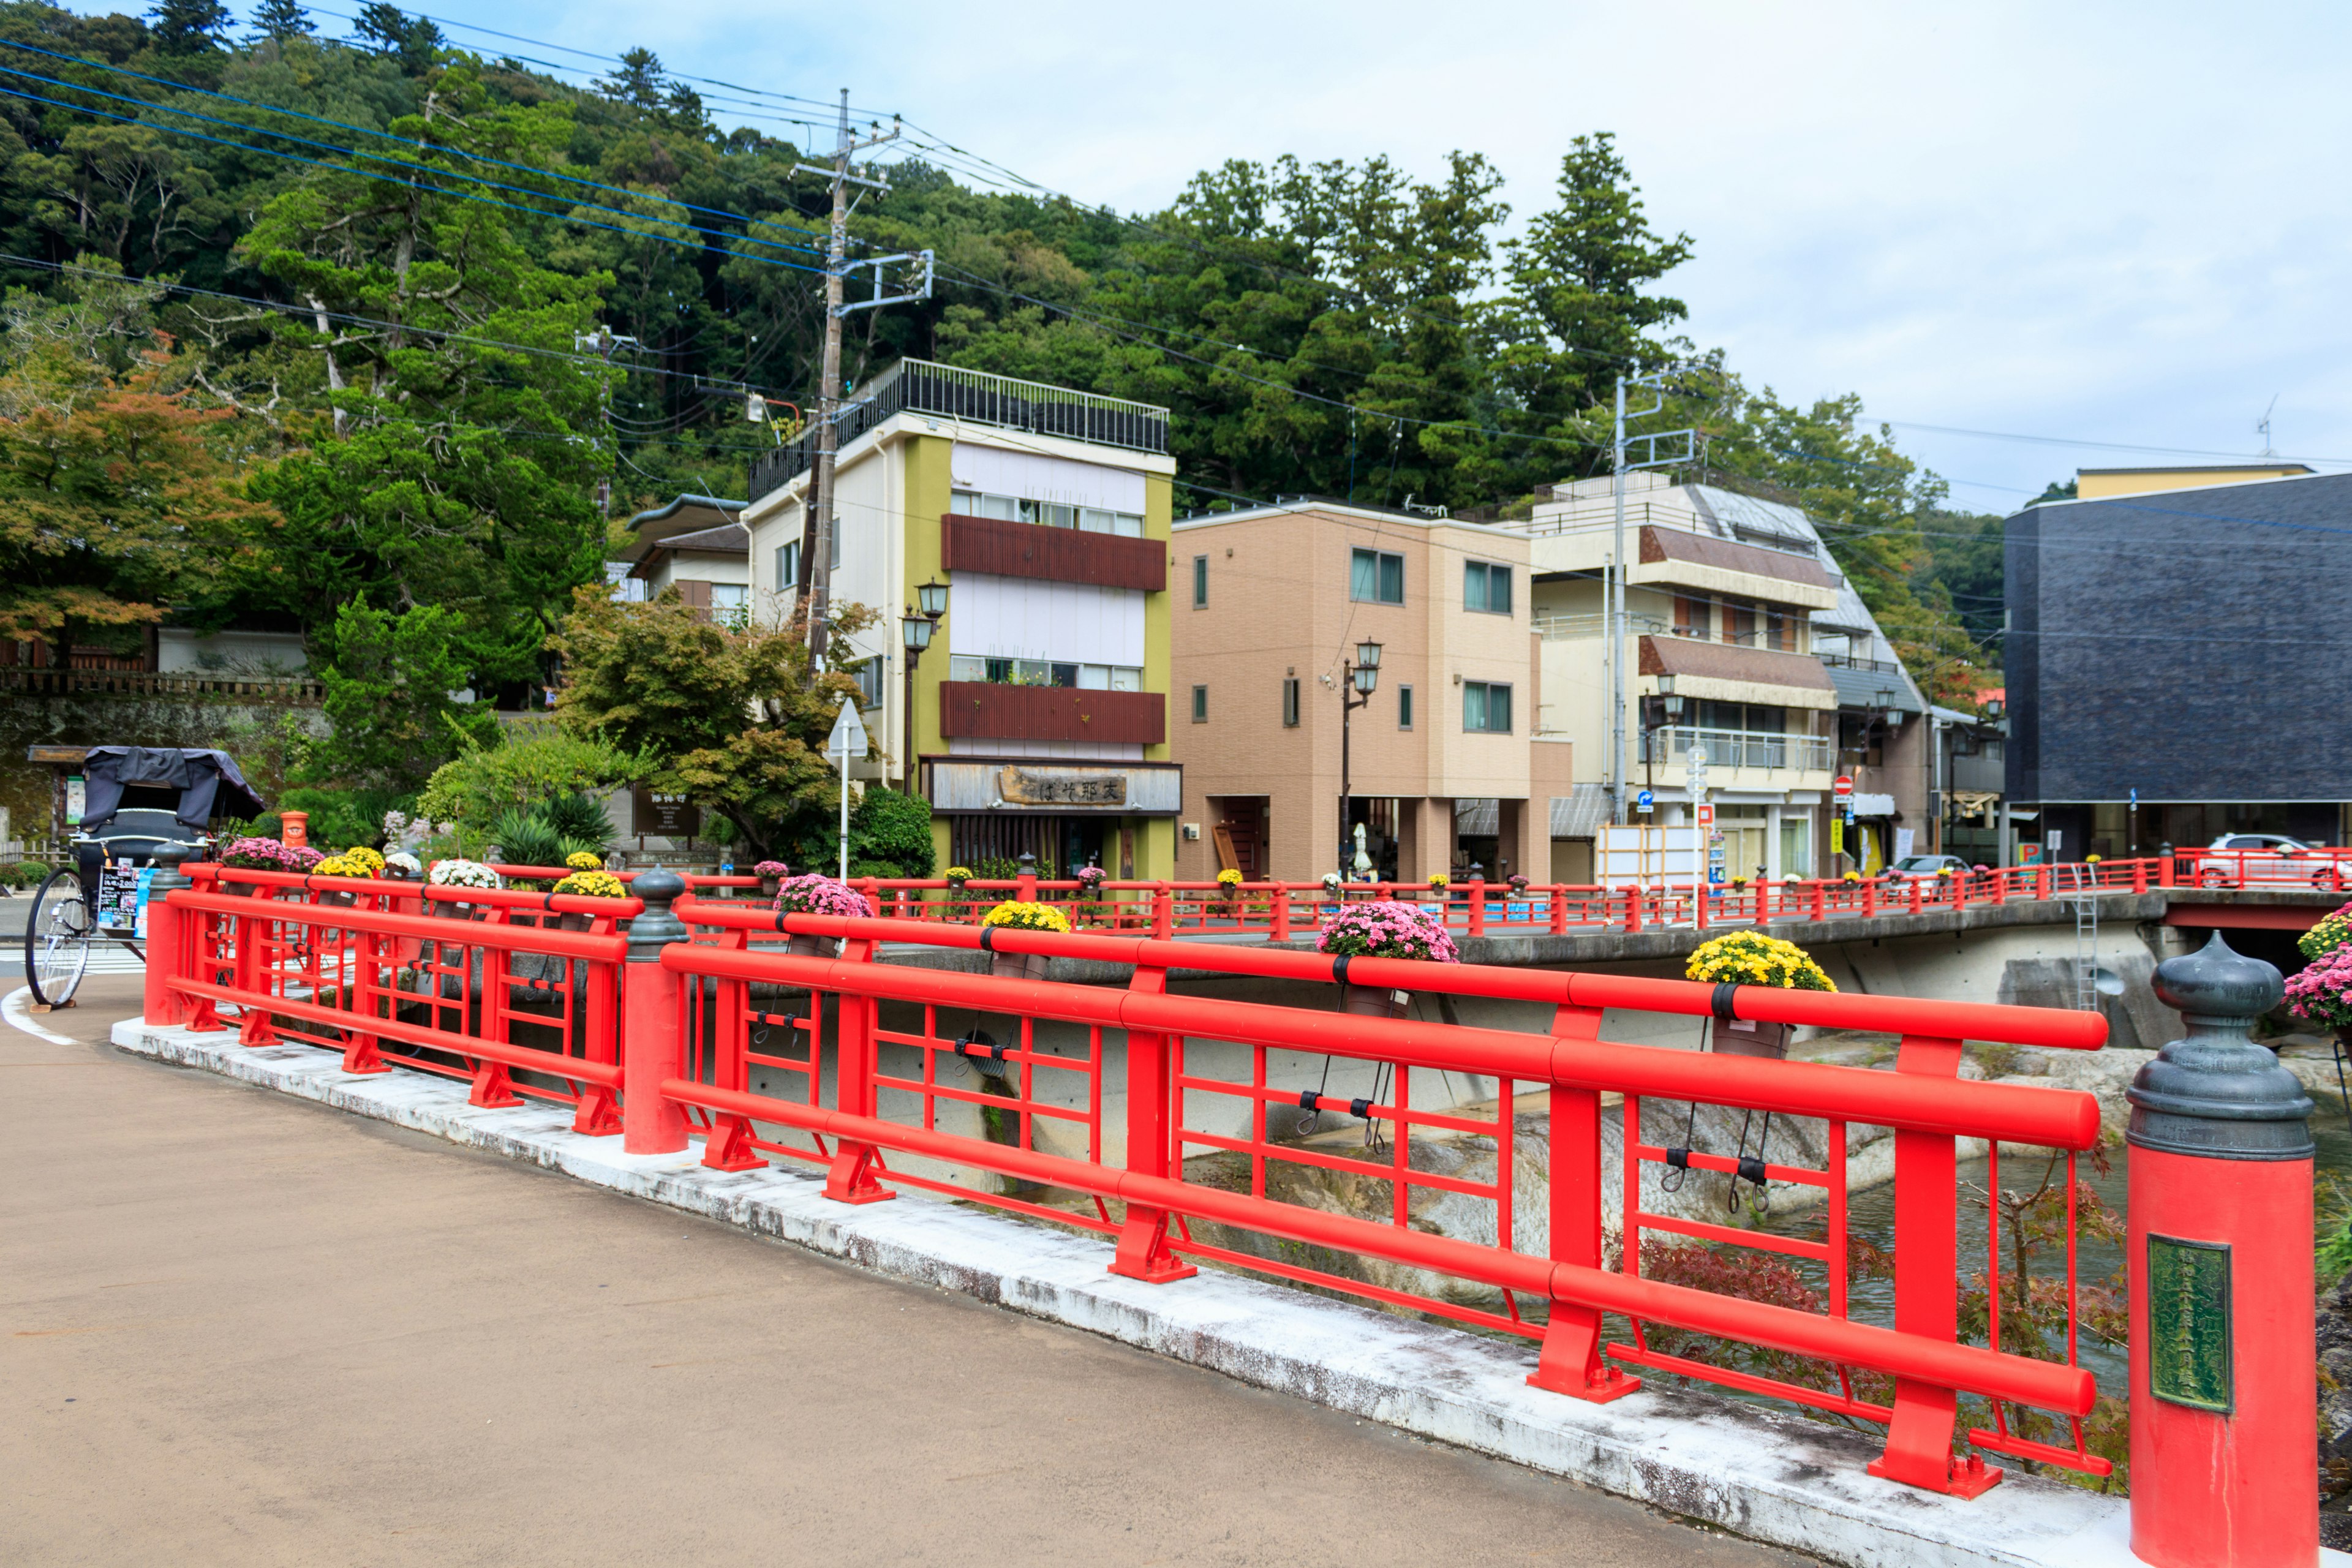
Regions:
[[24, 867, 91, 1008]]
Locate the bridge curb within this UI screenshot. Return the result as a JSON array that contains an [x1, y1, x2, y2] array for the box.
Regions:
[[108, 1017, 2341, 1568]]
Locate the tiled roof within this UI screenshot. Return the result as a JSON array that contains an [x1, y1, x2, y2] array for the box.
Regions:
[[1638, 525, 1838, 590], [1640, 635, 1837, 692]]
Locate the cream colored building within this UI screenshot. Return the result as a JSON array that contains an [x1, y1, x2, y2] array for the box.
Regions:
[[741, 360, 1181, 878], [1499, 475, 1846, 881], [1169, 501, 1569, 886]]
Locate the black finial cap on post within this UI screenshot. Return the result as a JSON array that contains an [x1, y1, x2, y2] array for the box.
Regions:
[[148, 840, 194, 893], [626, 867, 688, 962], [2128, 931, 2312, 1160], [1016, 851, 1038, 872]]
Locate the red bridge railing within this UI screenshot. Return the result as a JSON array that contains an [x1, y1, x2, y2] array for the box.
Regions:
[[149, 867, 2124, 1499], [489, 846, 2348, 947]]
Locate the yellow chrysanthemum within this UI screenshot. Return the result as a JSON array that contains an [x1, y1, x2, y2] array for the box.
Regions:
[[982, 900, 1072, 933]]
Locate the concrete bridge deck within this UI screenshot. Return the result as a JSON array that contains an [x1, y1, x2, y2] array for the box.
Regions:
[[2, 977, 1801, 1568]]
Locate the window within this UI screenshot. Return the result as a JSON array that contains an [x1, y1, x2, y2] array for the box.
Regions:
[[1193, 554, 1208, 608], [948, 655, 1142, 690], [774, 540, 799, 590], [1350, 547, 1404, 604], [1191, 684, 1208, 723], [1281, 677, 1300, 727], [954, 488, 1143, 535], [1464, 560, 1513, 615], [708, 583, 747, 611], [1398, 684, 1414, 729], [1463, 680, 1512, 734], [1722, 600, 1757, 646], [854, 657, 884, 710], [1674, 594, 1710, 639]]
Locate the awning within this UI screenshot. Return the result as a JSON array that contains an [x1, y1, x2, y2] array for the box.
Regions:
[[1850, 792, 1896, 817], [1551, 784, 1611, 837]]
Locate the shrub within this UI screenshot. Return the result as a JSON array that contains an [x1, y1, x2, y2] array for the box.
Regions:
[[848, 788, 935, 878], [553, 870, 627, 899], [565, 851, 605, 872]]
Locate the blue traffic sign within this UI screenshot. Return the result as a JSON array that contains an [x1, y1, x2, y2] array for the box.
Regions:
[[1636, 790, 1654, 813]]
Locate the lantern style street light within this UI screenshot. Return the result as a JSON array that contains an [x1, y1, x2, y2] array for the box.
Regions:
[[1338, 639, 1382, 878], [899, 578, 949, 793]]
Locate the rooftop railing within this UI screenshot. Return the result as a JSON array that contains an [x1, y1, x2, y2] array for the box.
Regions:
[[749, 358, 1170, 500]]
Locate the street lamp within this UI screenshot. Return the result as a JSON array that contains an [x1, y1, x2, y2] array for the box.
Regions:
[[899, 578, 948, 794], [1338, 639, 1382, 878]]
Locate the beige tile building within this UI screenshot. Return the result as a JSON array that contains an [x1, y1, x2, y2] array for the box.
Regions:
[[1169, 502, 1570, 886]]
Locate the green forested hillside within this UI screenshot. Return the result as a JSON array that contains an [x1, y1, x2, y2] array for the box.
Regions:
[[0, 0, 1990, 713]]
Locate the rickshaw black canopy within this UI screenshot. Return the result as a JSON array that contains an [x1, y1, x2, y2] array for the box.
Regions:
[[78, 747, 266, 833]]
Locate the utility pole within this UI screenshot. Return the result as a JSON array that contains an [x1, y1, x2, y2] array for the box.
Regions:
[[800, 91, 904, 669], [1605, 368, 1697, 825], [1608, 375, 1627, 825]]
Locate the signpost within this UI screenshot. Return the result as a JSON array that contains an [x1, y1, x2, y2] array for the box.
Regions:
[[1635, 789, 1653, 815], [828, 701, 869, 881], [1833, 774, 1854, 869], [1687, 745, 1711, 916]]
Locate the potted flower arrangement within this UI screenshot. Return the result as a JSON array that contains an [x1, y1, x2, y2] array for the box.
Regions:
[[552, 869, 628, 932], [1509, 873, 1530, 894], [1074, 864, 1108, 924], [2287, 902, 2352, 1046], [383, 851, 422, 880], [981, 899, 1071, 980], [754, 859, 790, 900], [311, 851, 377, 908], [1315, 899, 1459, 1017], [218, 835, 322, 894], [773, 873, 869, 956], [1215, 866, 1244, 916], [1684, 932, 1836, 1058], [428, 858, 502, 917], [944, 865, 973, 889]]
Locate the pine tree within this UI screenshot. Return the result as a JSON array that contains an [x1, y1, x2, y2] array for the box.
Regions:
[[250, 0, 314, 41], [146, 0, 232, 53]]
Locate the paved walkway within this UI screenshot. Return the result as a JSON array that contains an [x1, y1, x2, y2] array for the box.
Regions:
[[2, 978, 1810, 1567]]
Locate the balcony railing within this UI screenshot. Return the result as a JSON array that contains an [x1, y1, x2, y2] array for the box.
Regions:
[[1643, 724, 1832, 773], [749, 359, 1170, 501]]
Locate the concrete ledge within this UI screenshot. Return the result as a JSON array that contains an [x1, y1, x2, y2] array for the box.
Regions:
[[107, 1016, 2334, 1568]]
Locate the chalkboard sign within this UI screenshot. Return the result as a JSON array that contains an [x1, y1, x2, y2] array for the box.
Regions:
[[632, 788, 701, 838]]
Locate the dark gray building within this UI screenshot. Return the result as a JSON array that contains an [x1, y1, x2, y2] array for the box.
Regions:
[[2007, 468, 2352, 859]]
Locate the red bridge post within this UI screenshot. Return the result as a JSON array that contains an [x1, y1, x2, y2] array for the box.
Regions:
[[622, 869, 689, 1155], [2127, 934, 2315, 1567], [142, 844, 194, 1026]]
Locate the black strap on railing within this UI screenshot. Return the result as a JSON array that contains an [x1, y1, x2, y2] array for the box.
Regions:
[[1711, 982, 1740, 1020]]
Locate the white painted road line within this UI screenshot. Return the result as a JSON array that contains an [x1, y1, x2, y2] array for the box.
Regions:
[[2, 986, 78, 1044]]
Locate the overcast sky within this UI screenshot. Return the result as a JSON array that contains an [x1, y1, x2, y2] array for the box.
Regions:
[[288, 3, 2352, 507]]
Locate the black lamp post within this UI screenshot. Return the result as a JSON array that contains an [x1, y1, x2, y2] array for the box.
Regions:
[[899, 578, 949, 794], [1337, 638, 1381, 877], [1643, 674, 1683, 797]]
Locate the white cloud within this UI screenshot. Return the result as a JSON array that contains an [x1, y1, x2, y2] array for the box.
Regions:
[[360, 1, 2352, 497]]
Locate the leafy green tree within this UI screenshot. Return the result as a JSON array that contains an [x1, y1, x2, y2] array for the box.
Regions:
[[236, 59, 614, 696], [0, 269, 271, 655], [352, 3, 441, 74], [249, 1, 313, 42], [146, 0, 230, 55], [306, 595, 498, 793], [547, 583, 870, 859]]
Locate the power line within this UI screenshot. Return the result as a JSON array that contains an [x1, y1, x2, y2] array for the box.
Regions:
[[0, 40, 840, 265]]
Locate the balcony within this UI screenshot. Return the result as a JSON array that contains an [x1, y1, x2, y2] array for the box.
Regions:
[[940, 512, 1166, 592], [940, 681, 1166, 746], [1643, 725, 1833, 774], [750, 359, 1170, 501]]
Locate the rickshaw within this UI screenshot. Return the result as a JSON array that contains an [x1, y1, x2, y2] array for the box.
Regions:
[[21, 746, 266, 1008]]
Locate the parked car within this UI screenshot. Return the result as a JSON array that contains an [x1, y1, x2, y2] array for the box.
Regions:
[[1884, 854, 1981, 880], [2191, 834, 2348, 890]]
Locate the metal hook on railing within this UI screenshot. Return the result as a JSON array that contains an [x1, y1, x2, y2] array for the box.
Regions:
[[1729, 1109, 1774, 1215], [1661, 1095, 1701, 1193]]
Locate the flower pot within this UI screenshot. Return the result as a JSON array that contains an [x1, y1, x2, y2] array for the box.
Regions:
[[557, 912, 594, 934], [1341, 984, 1410, 1020], [319, 890, 356, 910], [786, 933, 841, 959], [222, 876, 270, 897], [991, 949, 1050, 982], [759, 876, 782, 900], [1711, 1017, 1792, 1058]]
